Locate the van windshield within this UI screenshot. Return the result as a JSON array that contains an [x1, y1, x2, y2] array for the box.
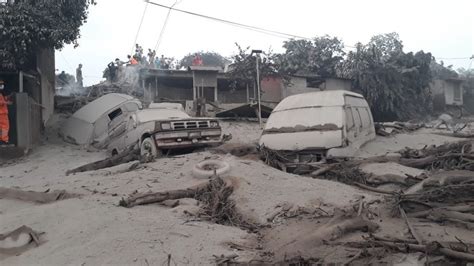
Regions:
[[265, 106, 343, 132]]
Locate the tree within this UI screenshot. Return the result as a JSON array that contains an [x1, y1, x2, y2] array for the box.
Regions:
[[227, 43, 282, 88], [430, 60, 458, 80], [0, 0, 96, 70], [179, 51, 229, 69], [278, 35, 345, 77], [340, 33, 433, 121]]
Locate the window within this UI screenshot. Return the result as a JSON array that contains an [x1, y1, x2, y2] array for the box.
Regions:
[[306, 77, 324, 88], [454, 86, 461, 101], [108, 108, 123, 121], [364, 108, 373, 125], [352, 107, 361, 128], [359, 108, 371, 128], [345, 108, 354, 129]]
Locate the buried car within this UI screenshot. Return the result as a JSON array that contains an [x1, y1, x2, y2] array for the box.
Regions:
[[61, 93, 142, 148], [259, 90, 376, 164], [108, 103, 223, 157]]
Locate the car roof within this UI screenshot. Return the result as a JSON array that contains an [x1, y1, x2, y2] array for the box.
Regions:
[[72, 93, 137, 123], [273, 90, 365, 112], [136, 108, 190, 122]]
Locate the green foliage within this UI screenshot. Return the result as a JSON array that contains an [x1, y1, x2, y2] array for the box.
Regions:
[[279, 35, 345, 77], [179, 51, 230, 69], [430, 60, 458, 80], [340, 33, 433, 121], [0, 0, 96, 70], [227, 43, 281, 84]]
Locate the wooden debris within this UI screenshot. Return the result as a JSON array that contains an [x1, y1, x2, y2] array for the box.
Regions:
[[0, 187, 74, 203], [66, 147, 141, 175], [119, 176, 255, 230]]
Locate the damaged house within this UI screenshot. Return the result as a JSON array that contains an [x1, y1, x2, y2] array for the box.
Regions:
[[138, 66, 353, 118], [430, 78, 464, 111], [0, 48, 55, 156]]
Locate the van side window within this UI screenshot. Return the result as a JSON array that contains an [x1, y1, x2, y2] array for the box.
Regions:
[[364, 108, 372, 125], [108, 108, 123, 120], [352, 107, 361, 128], [345, 108, 354, 129], [357, 108, 370, 128]]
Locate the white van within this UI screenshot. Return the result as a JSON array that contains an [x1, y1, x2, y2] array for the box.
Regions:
[[259, 90, 376, 161], [61, 93, 142, 148]]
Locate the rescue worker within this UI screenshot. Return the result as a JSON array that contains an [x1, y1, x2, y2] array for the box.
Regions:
[[127, 55, 138, 65], [0, 80, 12, 144]]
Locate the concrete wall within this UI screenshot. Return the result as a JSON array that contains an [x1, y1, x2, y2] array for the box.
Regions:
[[430, 79, 463, 106], [261, 77, 283, 103], [15, 93, 41, 152], [156, 85, 193, 101], [218, 88, 247, 103], [36, 48, 55, 123], [282, 77, 352, 99], [323, 78, 352, 91], [283, 77, 314, 98]]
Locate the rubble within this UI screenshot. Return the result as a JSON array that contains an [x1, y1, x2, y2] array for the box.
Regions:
[[375, 121, 424, 136], [0, 226, 43, 260], [2, 114, 474, 264]]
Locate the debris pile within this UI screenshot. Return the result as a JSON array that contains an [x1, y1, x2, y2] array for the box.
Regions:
[[399, 140, 474, 170], [119, 176, 256, 230], [375, 121, 424, 136]]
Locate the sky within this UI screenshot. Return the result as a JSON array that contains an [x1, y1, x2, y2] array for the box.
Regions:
[[56, 0, 474, 86]]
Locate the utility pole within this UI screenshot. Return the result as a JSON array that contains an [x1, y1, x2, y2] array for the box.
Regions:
[[251, 49, 263, 128]]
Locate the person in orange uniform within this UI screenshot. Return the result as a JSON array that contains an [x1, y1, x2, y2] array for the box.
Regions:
[[0, 80, 12, 144]]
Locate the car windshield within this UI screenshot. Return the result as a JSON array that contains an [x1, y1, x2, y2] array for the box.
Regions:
[[265, 106, 343, 130]]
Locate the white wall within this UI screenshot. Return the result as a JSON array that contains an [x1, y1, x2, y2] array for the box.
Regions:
[[430, 79, 463, 106]]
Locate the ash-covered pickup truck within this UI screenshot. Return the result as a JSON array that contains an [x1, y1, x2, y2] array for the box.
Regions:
[[108, 103, 222, 157]]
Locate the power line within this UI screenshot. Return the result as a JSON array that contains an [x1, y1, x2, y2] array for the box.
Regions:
[[154, 0, 180, 51], [437, 57, 471, 60], [131, 1, 149, 55], [146, 0, 317, 42], [146, 0, 358, 50]]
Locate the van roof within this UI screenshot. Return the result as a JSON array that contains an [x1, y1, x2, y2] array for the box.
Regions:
[[274, 90, 365, 112], [72, 93, 137, 123]]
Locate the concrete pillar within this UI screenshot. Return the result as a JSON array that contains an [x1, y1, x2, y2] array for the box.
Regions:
[[246, 83, 249, 103], [214, 86, 218, 102]]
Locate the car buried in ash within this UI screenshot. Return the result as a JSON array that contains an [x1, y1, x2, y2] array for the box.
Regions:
[[108, 103, 222, 157]]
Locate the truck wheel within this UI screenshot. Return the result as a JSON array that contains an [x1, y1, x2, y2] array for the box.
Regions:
[[192, 159, 231, 179], [140, 137, 159, 158]]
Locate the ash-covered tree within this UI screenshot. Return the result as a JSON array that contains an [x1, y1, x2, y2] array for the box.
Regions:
[[0, 0, 96, 70], [179, 51, 230, 69], [339, 33, 433, 121], [278, 35, 345, 77], [227, 43, 282, 89], [430, 60, 458, 80]]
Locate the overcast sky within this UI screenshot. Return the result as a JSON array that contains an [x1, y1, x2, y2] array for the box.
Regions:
[[56, 0, 474, 86]]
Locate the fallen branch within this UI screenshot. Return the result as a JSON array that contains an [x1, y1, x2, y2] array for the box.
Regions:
[[353, 182, 395, 195], [399, 206, 423, 244], [66, 148, 140, 175], [372, 240, 474, 262], [407, 205, 474, 218], [119, 181, 211, 208], [0, 187, 73, 203]]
